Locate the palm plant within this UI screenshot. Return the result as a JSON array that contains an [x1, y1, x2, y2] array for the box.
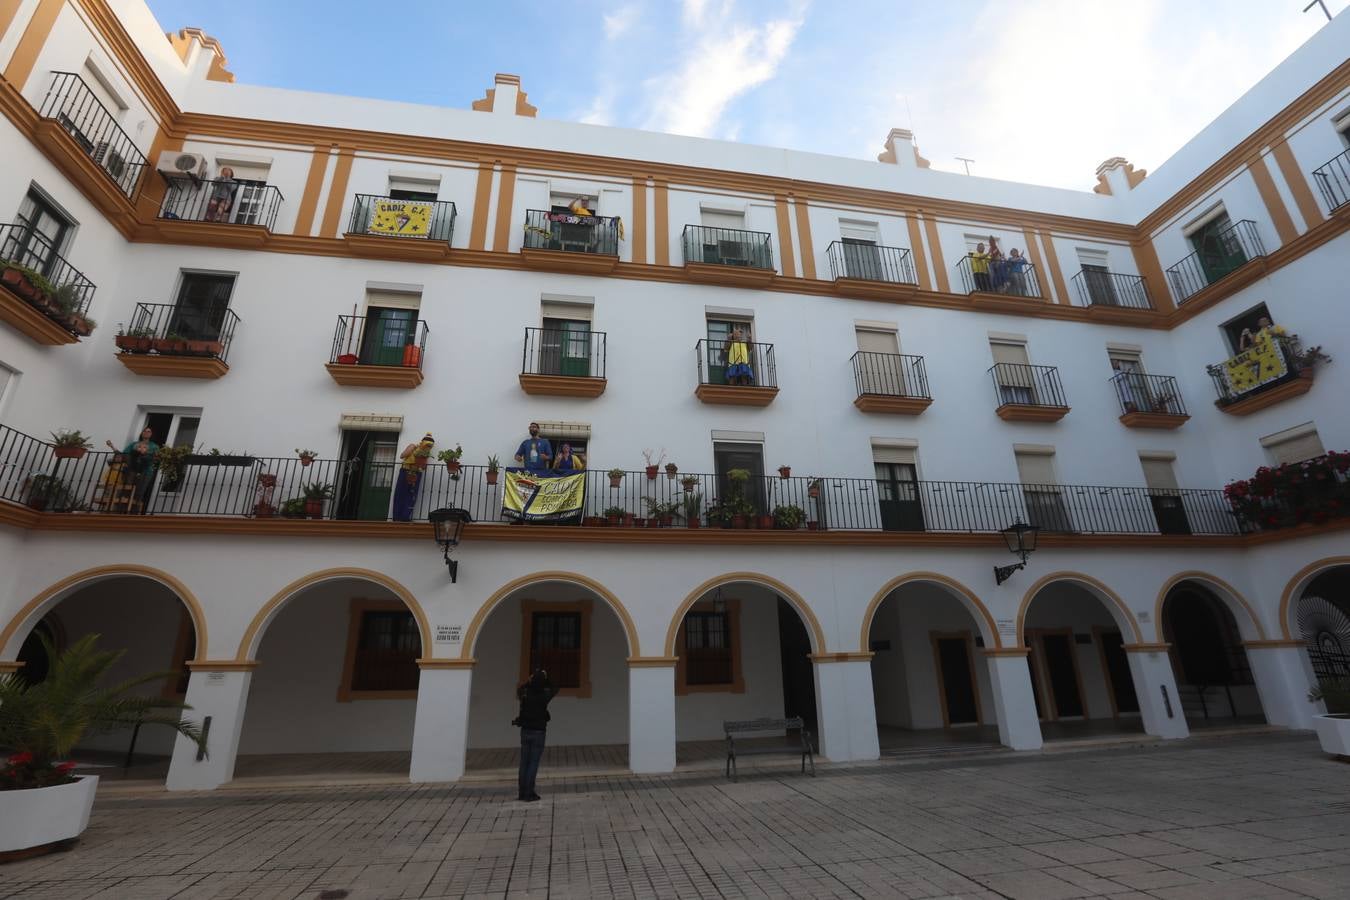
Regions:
[[0, 634, 205, 790], [1309, 679, 1350, 715]]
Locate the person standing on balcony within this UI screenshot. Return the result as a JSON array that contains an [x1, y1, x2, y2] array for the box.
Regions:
[[725, 327, 754, 385], [988, 235, 1008, 291], [1007, 249, 1029, 296], [513, 668, 558, 802], [971, 243, 992, 292], [552, 443, 584, 471], [111, 428, 159, 512], [515, 422, 552, 472], [204, 167, 239, 222], [391, 433, 434, 522]]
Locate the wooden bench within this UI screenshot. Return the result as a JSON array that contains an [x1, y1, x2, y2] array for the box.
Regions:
[[723, 717, 815, 781]]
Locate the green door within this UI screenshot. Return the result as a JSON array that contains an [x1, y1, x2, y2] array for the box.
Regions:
[[361, 308, 415, 366], [542, 317, 591, 376], [356, 438, 397, 521], [1191, 216, 1246, 285]]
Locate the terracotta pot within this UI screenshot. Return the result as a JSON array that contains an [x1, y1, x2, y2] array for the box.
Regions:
[[606, 515, 622, 527], [114, 335, 153, 353], [778, 467, 791, 478], [658, 515, 673, 527], [645, 465, 659, 480], [412, 456, 427, 470], [0, 267, 23, 288], [806, 521, 820, 531], [443, 459, 459, 474], [304, 499, 324, 518], [808, 486, 821, 499], [583, 516, 606, 527], [486, 469, 498, 485], [337, 353, 358, 365], [183, 339, 223, 357], [52, 447, 86, 460], [257, 474, 277, 488], [299, 455, 315, 467], [756, 514, 775, 530], [152, 337, 187, 355], [402, 345, 421, 368], [253, 502, 275, 518], [730, 515, 748, 529], [609, 474, 623, 488], [622, 514, 634, 527], [665, 467, 678, 480], [686, 518, 701, 528], [633, 517, 647, 528]]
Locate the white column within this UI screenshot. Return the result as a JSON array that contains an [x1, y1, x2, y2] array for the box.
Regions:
[[1246, 643, 1320, 729], [1126, 646, 1189, 740], [166, 667, 252, 791], [811, 657, 881, 762], [628, 662, 676, 773], [410, 664, 473, 783], [984, 652, 1043, 751]]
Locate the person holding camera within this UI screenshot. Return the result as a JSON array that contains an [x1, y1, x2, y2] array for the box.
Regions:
[[513, 668, 558, 802]]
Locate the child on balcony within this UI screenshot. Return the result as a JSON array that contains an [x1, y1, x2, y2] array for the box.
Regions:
[[725, 327, 753, 385], [204, 167, 239, 222]]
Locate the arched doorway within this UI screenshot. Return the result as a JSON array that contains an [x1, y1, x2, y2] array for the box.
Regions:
[[1160, 581, 1266, 727], [1295, 565, 1350, 687]]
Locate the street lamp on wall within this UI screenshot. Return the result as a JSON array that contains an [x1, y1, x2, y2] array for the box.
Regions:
[[994, 522, 1039, 585], [429, 507, 472, 582]]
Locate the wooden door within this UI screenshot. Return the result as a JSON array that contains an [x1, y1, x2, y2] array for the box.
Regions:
[[933, 633, 980, 725]]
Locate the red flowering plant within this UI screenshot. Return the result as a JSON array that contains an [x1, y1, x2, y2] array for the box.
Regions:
[[1224, 451, 1350, 532], [0, 634, 205, 791]]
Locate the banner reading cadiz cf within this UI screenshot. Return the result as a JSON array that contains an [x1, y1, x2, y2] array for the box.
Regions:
[[502, 469, 587, 522], [367, 200, 432, 237], [1221, 330, 1287, 397]]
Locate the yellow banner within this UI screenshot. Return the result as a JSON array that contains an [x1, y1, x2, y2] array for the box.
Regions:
[[368, 200, 432, 237], [502, 470, 586, 521], [1222, 331, 1287, 396]]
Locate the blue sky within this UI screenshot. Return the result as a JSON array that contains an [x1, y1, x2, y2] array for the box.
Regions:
[[145, 0, 1348, 191]]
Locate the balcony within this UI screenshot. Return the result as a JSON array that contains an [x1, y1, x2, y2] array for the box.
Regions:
[[1165, 219, 1266, 305], [955, 254, 1043, 309], [518, 327, 607, 397], [520, 210, 620, 274], [851, 352, 932, 414], [0, 222, 96, 345], [695, 339, 778, 406], [343, 195, 456, 261], [326, 314, 428, 389], [681, 225, 775, 286], [989, 363, 1069, 422], [1112, 372, 1189, 429], [1071, 269, 1154, 323], [114, 302, 240, 379], [35, 72, 147, 205], [1207, 333, 1315, 416], [1313, 148, 1350, 215], [827, 241, 917, 300], [156, 178, 284, 248]]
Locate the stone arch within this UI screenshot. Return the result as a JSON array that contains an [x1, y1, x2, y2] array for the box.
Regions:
[[462, 571, 639, 659], [1, 564, 208, 661], [236, 568, 430, 661], [858, 572, 1000, 651], [1279, 556, 1350, 640], [665, 572, 826, 658], [1016, 571, 1142, 647], [1154, 572, 1267, 642]]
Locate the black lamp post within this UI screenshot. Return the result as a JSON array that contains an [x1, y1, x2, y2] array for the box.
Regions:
[[994, 522, 1039, 585], [429, 507, 472, 582]]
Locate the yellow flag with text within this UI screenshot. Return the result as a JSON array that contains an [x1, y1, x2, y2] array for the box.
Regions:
[[367, 200, 432, 237], [1221, 331, 1287, 396], [502, 470, 586, 521]]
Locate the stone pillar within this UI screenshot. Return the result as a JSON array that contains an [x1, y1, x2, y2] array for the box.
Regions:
[[628, 659, 677, 773], [983, 650, 1043, 751], [410, 661, 474, 783], [811, 655, 881, 762], [1245, 641, 1320, 729], [1125, 644, 1189, 740], [166, 663, 253, 791]]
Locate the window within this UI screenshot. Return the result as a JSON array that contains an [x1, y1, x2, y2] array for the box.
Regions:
[[521, 600, 591, 696], [677, 599, 743, 693], [1076, 248, 1116, 305], [1015, 448, 1071, 533], [1139, 452, 1190, 536], [855, 327, 904, 395], [1220, 303, 1272, 355], [873, 443, 924, 532], [172, 273, 235, 342], [534, 421, 588, 470], [360, 289, 421, 366], [1261, 424, 1325, 466], [0, 361, 17, 420], [539, 299, 594, 377], [714, 441, 765, 516], [387, 177, 438, 203], [1108, 348, 1147, 412], [990, 341, 1034, 405], [339, 600, 421, 700], [5, 188, 74, 277]]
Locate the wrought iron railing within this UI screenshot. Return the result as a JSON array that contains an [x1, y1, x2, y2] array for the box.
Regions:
[[346, 194, 456, 242], [682, 225, 773, 269], [1071, 269, 1151, 309], [38, 72, 147, 199], [955, 253, 1041, 298], [522, 327, 606, 378], [989, 363, 1067, 409], [159, 179, 284, 231], [1309, 646, 1350, 684], [851, 352, 930, 399], [827, 242, 916, 285], [0, 222, 96, 325], [329, 314, 428, 369], [1111, 372, 1186, 417], [1206, 334, 1306, 406], [1313, 148, 1350, 213], [523, 209, 619, 255], [119, 302, 241, 363], [1165, 219, 1265, 304], [696, 339, 776, 388]]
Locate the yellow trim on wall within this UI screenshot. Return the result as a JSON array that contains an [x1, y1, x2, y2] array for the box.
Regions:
[[491, 163, 517, 252], [653, 180, 669, 266], [1035, 229, 1071, 305], [666, 572, 826, 658], [1015, 571, 1142, 647], [631, 176, 648, 264], [467, 160, 494, 250], [461, 571, 639, 659], [904, 214, 932, 291], [292, 145, 332, 237], [858, 571, 1000, 651], [3, 0, 64, 90], [793, 197, 816, 280], [0, 0, 26, 42], [319, 147, 355, 238], [920, 213, 950, 293], [1153, 571, 1267, 642], [1246, 151, 1299, 245], [1270, 139, 1325, 228], [774, 195, 797, 278]]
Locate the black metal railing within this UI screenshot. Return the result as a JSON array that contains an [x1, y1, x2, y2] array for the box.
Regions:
[[159, 179, 284, 231], [682, 225, 773, 269], [329, 315, 428, 370], [38, 72, 147, 199], [1112, 372, 1186, 417], [955, 253, 1041, 298], [1309, 646, 1350, 684], [696, 339, 777, 388], [851, 352, 930, 399], [522, 327, 606, 378], [523, 209, 619, 255], [1071, 269, 1151, 309], [1313, 148, 1350, 213], [0, 424, 1245, 535], [1165, 219, 1265, 304], [0, 222, 96, 326], [1206, 333, 1306, 406], [346, 194, 456, 243], [120, 302, 240, 363], [826, 242, 916, 285], [989, 363, 1067, 409]]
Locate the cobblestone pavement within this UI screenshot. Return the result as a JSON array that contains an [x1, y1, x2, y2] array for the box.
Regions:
[[3, 733, 1350, 899]]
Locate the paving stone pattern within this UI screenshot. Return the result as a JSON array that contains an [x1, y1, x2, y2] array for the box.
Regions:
[[3, 733, 1350, 899]]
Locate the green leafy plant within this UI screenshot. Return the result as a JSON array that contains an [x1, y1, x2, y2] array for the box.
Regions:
[[681, 491, 703, 521], [49, 429, 93, 449], [0, 633, 205, 791], [486, 454, 500, 473], [727, 468, 750, 485], [436, 446, 463, 463], [704, 501, 729, 526], [643, 497, 680, 519], [2, 260, 56, 296], [25, 474, 74, 511], [302, 481, 334, 501], [280, 497, 307, 517], [155, 444, 194, 483], [50, 283, 83, 313], [1310, 680, 1350, 716], [607, 467, 625, 478], [773, 504, 806, 529], [602, 505, 627, 519]]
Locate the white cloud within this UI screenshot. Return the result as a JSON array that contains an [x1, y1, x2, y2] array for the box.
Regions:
[[603, 6, 639, 41]]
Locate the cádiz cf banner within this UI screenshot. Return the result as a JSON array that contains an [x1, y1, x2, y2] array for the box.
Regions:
[[1220, 330, 1287, 398], [502, 469, 586, 522], [367, 200, 432, 237]]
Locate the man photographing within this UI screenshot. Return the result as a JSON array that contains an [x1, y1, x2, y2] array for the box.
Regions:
[[513, 668, 558, 802]]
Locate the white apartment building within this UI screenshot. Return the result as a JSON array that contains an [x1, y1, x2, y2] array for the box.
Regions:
[[1, 1, 1349, 791]]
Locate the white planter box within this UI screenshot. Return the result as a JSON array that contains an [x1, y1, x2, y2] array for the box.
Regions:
[[1312, 714, 1350, 757], [0, 774, 98, 854]]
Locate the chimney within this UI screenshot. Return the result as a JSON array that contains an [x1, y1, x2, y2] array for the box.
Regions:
[[166, 28, 234, 83], [1094, 157, 1146, 195], [470, 73, 538, 117], [877, 128, 931, 168]]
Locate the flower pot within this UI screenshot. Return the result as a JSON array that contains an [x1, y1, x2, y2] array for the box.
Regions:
[[606, 515, 622, 527], [299, 456, 314, 467], [114, 335, 153, 353], [1313, 713, 1350, 757], [183, 339, 223, 357], [337, 353, 359, 365], [778, 467, 791, 479], [152, 337, 187, 355], [730, 515, 748, 529], [633, 517, 647, 528], [402, 345, 421, 368], [0, 267, 23, 289], [52, 447, 86, 460], [806, 521, 819, 531], [645, 465, 658, 480], [583, 516, 606, 527], [444, 460, 460, 475], [253, 502, 275, 518], [807, 486, 821, 499], [0, 775, 98, 858], [257, 474, 277, 488], [665, 467, 678, 480], [756, 514, 775, 530], [304, 499, 324, 518], [412, 456, 428, 471], [486, 469, 499, 485], [658, 515, 673, 527], [609, 474, 623, 488], [646, 516, 660, 528], [13, 278, 41, 303], [69, 317, 93, 337], [686, 518, 701, 528]]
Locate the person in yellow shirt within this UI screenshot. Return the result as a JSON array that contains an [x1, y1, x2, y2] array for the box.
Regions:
[[971, 242, 992, 292], [725, 327, 753, 385]]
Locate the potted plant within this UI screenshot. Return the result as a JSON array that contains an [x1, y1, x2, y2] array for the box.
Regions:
[[644, 498, 678, 527], [778, 465, 792, 479], [437, 445, 463, 476], [682, 491, 703, 528], [608, 467, 625, 489], [0, 634, 205, 859], [49, 429, 93, 460], [114, 324, 155, 353], [582, 514, 606, 527], [336, 352, 359, 365], [603, 505, 627, 527], [257, 473, 278, 488], [280, 497, 307, 518], [295, 449, 317, 467], [183, 338, 224, 357], [23, 475, 71, 512], [152, 332, 188, 355], [665, 462, 679, 480], [302, 482, 332, 518], [807, 478, 823, 499], [155, 444, 194, 485], [755, 510, 775, 529], [485, 454, 500, 486], [187, 449, 255, 467], [680, 475, 700, 492], [705, 501, 729, 528], [1309, 680, 1350, 757], [773, 504, 806, 530], [253, 500, 276, 517], [642, 448, 666, 480], [730, 500, 754, 529]]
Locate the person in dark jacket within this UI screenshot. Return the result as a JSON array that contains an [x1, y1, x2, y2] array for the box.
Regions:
[[513, 668, 558, 801]]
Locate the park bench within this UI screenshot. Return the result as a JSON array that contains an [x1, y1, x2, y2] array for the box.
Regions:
[[723, 716, 815, 781]]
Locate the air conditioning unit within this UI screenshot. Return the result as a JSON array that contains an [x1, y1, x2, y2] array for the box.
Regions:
[[157, 151, 207, 180]]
